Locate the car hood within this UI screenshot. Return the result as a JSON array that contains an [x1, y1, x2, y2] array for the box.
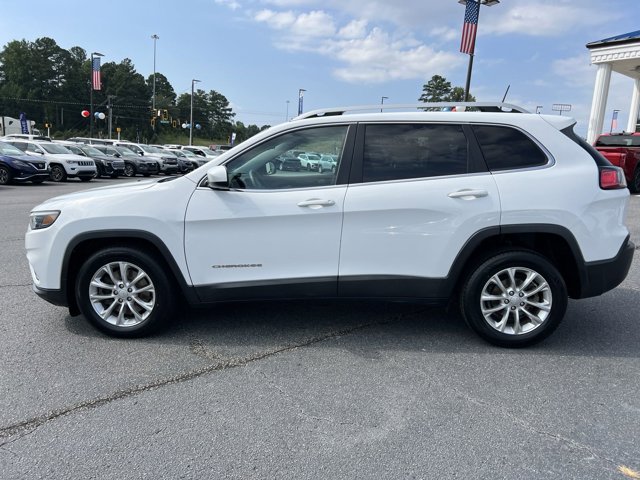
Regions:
[[39, 152, 91, 162], [31, 178, 166, 210], [0, 153, 45, 164]]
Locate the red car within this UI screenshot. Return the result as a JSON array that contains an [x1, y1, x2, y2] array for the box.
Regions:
[[594, 133, 640, 193]]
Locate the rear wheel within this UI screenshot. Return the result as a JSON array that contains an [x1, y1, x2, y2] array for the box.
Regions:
[[75, 247, 176, 337], [0, 166, 11, 185], [49, 164, 67, 182], [460, 250, 567, 347]]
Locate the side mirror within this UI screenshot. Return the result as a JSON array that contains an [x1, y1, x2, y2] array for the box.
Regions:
[[207, 165, 229, 189], [265, 161, 276, 175]]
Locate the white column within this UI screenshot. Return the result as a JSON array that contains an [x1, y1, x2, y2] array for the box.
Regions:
[[587, 63, 612, 144], [626, 78, 640, 133]]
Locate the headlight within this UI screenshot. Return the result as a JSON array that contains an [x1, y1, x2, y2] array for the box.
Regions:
[[30, 210, 60, 230]]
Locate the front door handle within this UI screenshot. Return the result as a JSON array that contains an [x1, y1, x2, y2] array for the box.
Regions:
[[448, 189, 489, 199], [297, 199, 336, 208]]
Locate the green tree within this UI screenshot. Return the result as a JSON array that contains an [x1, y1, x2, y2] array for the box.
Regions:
[[419, 75, 452, 102], [418, 75, 475, 103]]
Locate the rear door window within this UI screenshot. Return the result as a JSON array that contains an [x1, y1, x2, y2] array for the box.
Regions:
[[362, 124, 469, 182]]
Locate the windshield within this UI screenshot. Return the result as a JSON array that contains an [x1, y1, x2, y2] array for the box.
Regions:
[[595, 135, 640, 147], [176, 149, 196, 157], [81, 146, 104, 156], [115, 146, 136, 155], [0, 143, 27, 156], [40, 143, 73, 154]]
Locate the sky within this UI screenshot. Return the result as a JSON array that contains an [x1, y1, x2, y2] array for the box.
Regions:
[[0, 0, 638, 136]]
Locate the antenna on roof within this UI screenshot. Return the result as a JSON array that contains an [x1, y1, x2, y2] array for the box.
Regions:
[[501, 85, 510, 103]]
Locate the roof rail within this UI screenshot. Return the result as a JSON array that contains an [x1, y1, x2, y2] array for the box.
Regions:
[[293, 102, 529, 120]]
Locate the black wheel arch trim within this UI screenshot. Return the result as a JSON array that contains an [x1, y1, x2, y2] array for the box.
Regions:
[[446, 223, 632, 299], [60, 230, 198, 313]]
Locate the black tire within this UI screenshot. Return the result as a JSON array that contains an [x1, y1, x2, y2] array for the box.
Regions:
[[0, 165, 11, 185], [75, 247, 176, 337], [460, 250, 567, 347], [318, 165, 324, 173], [630, 167, 640, 194], [124, 163, 136, 177], [49, 164, 67, 182], [95, 165, 103, 179]]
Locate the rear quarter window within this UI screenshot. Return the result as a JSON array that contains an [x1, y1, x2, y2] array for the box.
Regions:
[[472, 125, 548, 171]]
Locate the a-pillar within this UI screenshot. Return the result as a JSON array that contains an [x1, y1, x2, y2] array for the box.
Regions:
[[587, 63, 612, 144], [627, 78, 640, 133]]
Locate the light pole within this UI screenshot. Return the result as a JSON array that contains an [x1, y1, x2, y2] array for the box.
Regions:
[[190, 79, 201, 146], [286, 100, 290, 122], [381, 96, 388, 112], [151, 34, 159, 112], [458, 0, 499, 102], [298, 89, 306, 115], [89, 52, 104, 138]]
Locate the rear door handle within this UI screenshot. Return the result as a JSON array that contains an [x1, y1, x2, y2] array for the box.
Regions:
[[297, 199, 336, 208], [448, 189, 489, 199]]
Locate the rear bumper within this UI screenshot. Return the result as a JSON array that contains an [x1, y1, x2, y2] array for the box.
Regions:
[[579, 237, 635, 298]]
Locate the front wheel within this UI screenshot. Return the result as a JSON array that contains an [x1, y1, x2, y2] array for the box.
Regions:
[[49, 164, 67, 182], [123, 163, 136, 177], [75, 247, 176, 337], [0, 165, 11, 185], [460, 250, 567, 347]]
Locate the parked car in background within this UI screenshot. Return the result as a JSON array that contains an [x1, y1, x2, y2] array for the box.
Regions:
[[181, 146, 221, 160], [297, 152, 321, 170], [114, 142, 179, 175], [92, 145, 159, 177], [63, 143, 125, 178], [209, 144, 233, 153], [0, 141, 50, 184], [161, 149, 194, 174], [594, 132, 640, 193], [168, 148, 208, 168], [317, 154, 338, 173], [275, 151, 301, 171], [1, 134, 52, 142], [5, 139, 96, 182]]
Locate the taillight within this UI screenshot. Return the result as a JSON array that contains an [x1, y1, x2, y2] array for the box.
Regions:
[[599, 166, 627, 190]]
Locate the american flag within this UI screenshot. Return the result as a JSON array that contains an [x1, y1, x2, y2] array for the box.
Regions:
[[611, 110, 619, 131], [92, 57, 101, 90], [460, 0, 480, 55]]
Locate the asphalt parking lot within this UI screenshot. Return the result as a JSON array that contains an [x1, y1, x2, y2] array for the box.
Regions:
[[1, 178, 639, 479]]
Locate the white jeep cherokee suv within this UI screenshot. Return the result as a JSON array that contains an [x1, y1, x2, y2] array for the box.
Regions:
[[25, 103, 634, 347]]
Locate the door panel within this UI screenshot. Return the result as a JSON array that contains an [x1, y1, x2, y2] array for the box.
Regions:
[[184, 186, 347, 300]]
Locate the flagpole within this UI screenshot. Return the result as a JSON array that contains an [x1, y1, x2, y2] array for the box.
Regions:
[[459, 0, 499, 102], [463, 1, 480, 102]]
